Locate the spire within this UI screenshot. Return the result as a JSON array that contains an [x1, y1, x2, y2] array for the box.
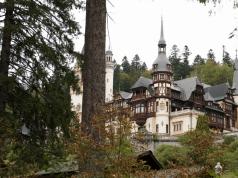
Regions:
[[235, 49, 238, 70], [158, 16, 166, 46]]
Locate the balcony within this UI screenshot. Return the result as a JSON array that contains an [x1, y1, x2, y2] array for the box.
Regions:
[[171, 109, 204, 117]]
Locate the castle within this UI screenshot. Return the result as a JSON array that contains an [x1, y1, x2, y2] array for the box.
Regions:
[[72, 19, 238, 135]]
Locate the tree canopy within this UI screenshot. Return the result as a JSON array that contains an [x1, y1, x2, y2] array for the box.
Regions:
[[0, 0, 83, 175]]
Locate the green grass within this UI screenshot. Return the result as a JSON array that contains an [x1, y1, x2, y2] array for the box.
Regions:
[[221, 171, 238, 178]]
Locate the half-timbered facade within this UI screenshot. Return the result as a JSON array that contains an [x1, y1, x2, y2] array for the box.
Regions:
[[112, 18, 238, 135]]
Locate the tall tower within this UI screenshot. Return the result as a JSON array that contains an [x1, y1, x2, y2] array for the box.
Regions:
[[105, 49, 114, 102], [152, 17, 173, 134], [232, 50, 238, 128], [232, 50, 238, 103]]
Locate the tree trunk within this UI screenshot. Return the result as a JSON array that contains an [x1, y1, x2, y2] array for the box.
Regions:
[[0, 0, 14, 170], [82, 0, 106, 140], [0, 0, 14, 114]]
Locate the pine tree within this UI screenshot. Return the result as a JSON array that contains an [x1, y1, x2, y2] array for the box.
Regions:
[[207, 49, 216, 63], [193, 54, 205, 66], [223, 51, 232, 67], [121, 56, 130, 73], [0, 0, 82, 173]]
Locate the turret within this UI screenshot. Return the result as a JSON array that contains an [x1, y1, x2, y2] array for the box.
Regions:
[[232, 50, 238, 104], [105, 49, 114, 102], [152, 17, 172, 98], [151, 17, 172, 135]]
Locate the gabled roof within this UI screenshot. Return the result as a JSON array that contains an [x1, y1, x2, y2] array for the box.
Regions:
[[131, 76, 152, 90], [204, 91, 215, 102], [204, 83, 230, 101], [171, 83, 182, 92], [119, 91, 132, 100], [174, 77, 202, 100]]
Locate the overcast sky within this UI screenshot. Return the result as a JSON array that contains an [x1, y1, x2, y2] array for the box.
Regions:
[[75, 0, 238, 67]]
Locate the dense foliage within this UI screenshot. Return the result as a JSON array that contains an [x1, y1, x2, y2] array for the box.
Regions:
[[113, 54, 151, 92], [0, 0, 83, 175]]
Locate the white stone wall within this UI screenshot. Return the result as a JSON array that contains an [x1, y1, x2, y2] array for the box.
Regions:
[[71, 92, 82, 122], [170, 109, 204, 135], [105, 63, 114, 102], [131, 121, 139, 133], [71, 68, 83, 122], [155, 98, 170, 134]]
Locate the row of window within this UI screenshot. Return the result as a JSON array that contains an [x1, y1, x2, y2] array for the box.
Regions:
[[153, 73, 171, 81], [173, 122, 183, 132], [133, 101, 169, 114]]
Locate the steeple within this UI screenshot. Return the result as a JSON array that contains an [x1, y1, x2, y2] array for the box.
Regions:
[[232, 49, 238, 95], [158, 17, 166, 48], [235, 49, 238, 70], [152, 17, 171, 72]]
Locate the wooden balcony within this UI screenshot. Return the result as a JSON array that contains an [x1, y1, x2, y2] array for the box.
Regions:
[[131, 94, 146, 101]]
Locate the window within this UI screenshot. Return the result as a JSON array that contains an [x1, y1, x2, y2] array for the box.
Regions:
[[153, 64, 158, 70], [156, 124, 159, 132], [160, 74, 165, 80], [173, 122, 183, 132]]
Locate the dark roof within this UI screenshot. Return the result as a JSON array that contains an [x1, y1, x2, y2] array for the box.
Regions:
[[174, 77, 202, 100], [131, 76, 152, 90], [105, 50, 113, 56], [35, 160, 78, 176], [137, 150, 163, 170], [119, 91, 132, 100], [152, 53, 171, 72], [158, 17, 166, 46], [171, 83, 182, 92], [204, 91, 214, 102], [204, 83, 230, 101]]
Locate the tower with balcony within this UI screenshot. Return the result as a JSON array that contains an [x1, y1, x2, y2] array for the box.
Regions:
[[152, 17, 173, 134]]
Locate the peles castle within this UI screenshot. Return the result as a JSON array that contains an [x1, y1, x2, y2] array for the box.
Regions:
[[72, 19, 238, 136]]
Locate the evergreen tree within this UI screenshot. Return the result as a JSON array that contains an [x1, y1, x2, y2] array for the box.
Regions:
[[193, 54, 205, 65], [207, 49, 216, 63], [141, 62, 147, 71], [182, 45, 192, 61], [113, 64, 121, 92], [223, 51, 232, 67], [121, 56, 130, 73], [169, 45, 182, 80], [131, 54, 141, 71], [170, 44, 180, 60], [0, 0, 82, 174]]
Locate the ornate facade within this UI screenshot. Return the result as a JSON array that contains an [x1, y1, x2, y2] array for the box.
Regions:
[[112, 19, 238, 135]]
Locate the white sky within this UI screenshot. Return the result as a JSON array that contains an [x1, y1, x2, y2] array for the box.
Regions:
[[75, 0, 238, 68]]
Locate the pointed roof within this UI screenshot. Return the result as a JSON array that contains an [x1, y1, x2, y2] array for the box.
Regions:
[[131, 76, 152, 90], [204, 91, 215, 102], [152, 17, 171, 72], [174, 77, 202, 100], [158, 17, 166, 46], [106, 49, 113, 56], [119, 91, 132, 100], [204, 83, 230, 101], [232, 49, 238, 94]]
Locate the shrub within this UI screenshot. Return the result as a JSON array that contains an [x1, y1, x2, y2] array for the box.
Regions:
[[223, 135, 236, 145], [155, 144, 189, 168]]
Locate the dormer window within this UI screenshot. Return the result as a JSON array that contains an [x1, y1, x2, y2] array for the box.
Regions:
[[167, 64, 171, 70], [153, 64, 158, 70], [160, 74, 164, 80]]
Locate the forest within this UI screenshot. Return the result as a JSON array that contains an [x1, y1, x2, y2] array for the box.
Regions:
[[114, 45, 234, 92]]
